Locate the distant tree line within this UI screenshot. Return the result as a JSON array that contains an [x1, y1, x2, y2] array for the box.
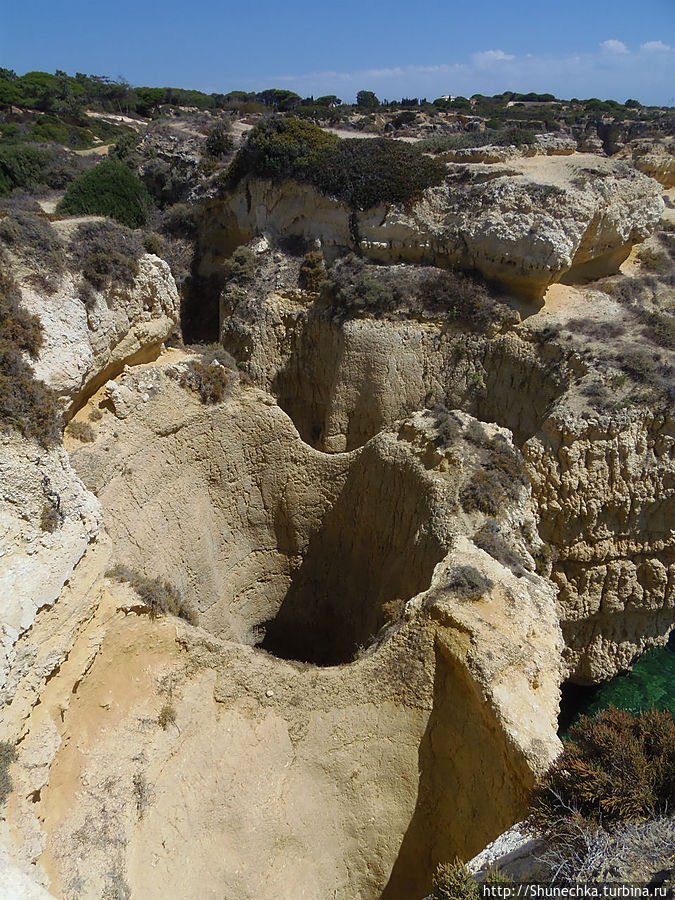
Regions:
[[0, 69, 663, 123]]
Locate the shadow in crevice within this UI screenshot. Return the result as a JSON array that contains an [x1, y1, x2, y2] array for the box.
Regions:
[[381, 643, 532, 900], [258, 444, 446, 666]]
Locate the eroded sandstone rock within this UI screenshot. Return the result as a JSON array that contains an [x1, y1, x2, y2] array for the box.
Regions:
[[202, 153, 663, 300], [219, 281, 674, 682], [18, 254, 179, 413], [0, 363, 557, 899]]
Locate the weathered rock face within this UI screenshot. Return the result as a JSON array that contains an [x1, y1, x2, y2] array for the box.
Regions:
[[18, 253, 179, 413], [201, 153, 663, 300], [0, 363, 562, 900], [620, 138, 675, 188], [220, 282, 674, 683], [0, 433, 102, 695]]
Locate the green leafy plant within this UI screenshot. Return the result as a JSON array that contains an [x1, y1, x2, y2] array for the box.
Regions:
[[57, 159, 153, 227], [227, 116, 447, 210]]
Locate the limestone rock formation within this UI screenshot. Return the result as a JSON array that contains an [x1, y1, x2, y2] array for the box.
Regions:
[[620, 138, 675, 188], [219, 262, 674, 683], [18, 253, 179, 412], [202, 153, 663, 299], [0, 360, 562, 900], [0, 433, 102, 695]]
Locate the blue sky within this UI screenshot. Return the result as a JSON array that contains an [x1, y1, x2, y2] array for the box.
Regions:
[[2, 0, 674, 104]]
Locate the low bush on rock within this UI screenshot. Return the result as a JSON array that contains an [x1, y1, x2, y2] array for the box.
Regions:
[[443, 565, 494, 601], [298, 249, 327, 292], [221, 245, 256, 286], [325, 254, 513, 331], [0, 265, 62, 445], [226, 116, 447, 209], [67, 420, 95, 442], [0, 198, 64, 291], [530, 706, 675, 834], [57, 159, 154, 227], [177, 360, 231, 403], [108, 565, 197, 625], [67, 220, 144, 294]]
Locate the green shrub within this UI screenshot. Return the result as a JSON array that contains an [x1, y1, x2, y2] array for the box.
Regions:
[[530, 706, 675, 835], [298, 249, 327, 292], [0, 741, 17, 806], [67, 220, 143, 292], [57, 159, 153, 227], [432, 859, 479, 900], [0, 266, 62, 446], [108, 565, 197, 625], [0, 145, 54, 194], [204, 123, 234, 158], [221, 245, 256, 285], [227, 117, 447, 210]]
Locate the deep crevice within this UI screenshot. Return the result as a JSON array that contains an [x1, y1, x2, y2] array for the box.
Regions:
[[255, 442, 447, 666]]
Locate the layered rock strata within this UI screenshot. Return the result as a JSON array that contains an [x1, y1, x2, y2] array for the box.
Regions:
[[0, 363, 562, 899], [201, 154, 663, 299], [220, 280, 674, 682]]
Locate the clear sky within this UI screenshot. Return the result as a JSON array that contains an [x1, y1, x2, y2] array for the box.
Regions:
[[2, 0, 674, 105]]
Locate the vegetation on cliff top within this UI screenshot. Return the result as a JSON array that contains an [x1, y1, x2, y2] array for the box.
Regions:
[[226, 117, 447, 209], [0, 263, 61, 446], [57, 159, 153, 226]]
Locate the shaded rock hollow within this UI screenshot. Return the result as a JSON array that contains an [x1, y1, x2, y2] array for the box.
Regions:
[[0, 363, 562, 900]]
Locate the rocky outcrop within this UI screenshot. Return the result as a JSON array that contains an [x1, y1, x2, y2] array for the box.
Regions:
[[202, 153, 663, 300], [220, 278, 674, 683], [0, 362, 555, 899], [0, 433, 102, 696], [19, 253, 179, 413], [620, 138, 675, 188]]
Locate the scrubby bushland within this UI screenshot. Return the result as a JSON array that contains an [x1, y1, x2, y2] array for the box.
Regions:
[[418, 127, 537, 155], [177, 360, 231, 403], [460, 435, 528, 516], [108, 565, 197, 625], [221, 245, 256, 285], [531, 707, 675, 834], [529, 708, 675, 882], [326, 254, 514, 331], [0, 196, 65, 291], [226, 116, 447, 209], [57, 159, 154, 227], [67, 220, 144, 294], [474, 519, 527, 575], [204, 123, 235, 159], [0, 144, 90, 195], [0, 265, 62, 445]]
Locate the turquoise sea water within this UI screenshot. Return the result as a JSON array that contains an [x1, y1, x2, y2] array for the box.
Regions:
[[558, 632, 675, 735]]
